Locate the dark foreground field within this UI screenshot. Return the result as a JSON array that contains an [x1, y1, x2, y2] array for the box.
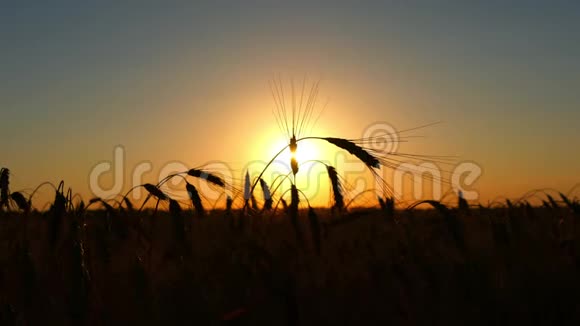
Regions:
[[1, 204, 580, 325]]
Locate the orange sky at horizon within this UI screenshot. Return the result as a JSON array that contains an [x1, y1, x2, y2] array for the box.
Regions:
[[2, 3, 580, 210]]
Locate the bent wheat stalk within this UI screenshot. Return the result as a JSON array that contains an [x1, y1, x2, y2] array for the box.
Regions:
[[10, 192, 30, 212], [320, 137, 380, 168], [247, 135, 382, 206], [186, 168, 226, 188], [143, 183, 168, 201], [157, 168, 227, 189]]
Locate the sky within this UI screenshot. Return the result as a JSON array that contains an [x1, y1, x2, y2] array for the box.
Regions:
[[1, 1, 579, 207]]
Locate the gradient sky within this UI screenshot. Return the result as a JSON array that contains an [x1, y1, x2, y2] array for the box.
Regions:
[[2, 2, 579, 206]]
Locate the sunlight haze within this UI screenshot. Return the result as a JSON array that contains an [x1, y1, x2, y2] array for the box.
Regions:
[[2, 2, 579, 207]]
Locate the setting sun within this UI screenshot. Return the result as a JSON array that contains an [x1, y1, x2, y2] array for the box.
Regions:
[[3, 3, 580, 324], [280, 139, 321, 169]]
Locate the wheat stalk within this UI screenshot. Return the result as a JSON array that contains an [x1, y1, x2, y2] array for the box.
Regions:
[[169, 199, 187, 251], [326, 165, 344, 212], [0, 168, 9, 210], [123, 197, 134, 211], [143, 183, 168, 201], [407, 200, 464, 251], [49, 182, 67, 248], [458, 190, 470, 213], [281, 198, 288, 212], [378, 196, 395, 220], [560, 192, 580, 215], [225, 195, 233, 214], [308, 206, 321, 256], [10, 192, 30, 212], [68, 218, 90, 325], [546, 194, 560, 209], [385, 197, 395, 218], [250, 194, 258, 210], [187, 168, 226, 188], [290, 185, 304, 246], [322, 137, 380, 168], [259, 178, 273, 210], [75, 200, 85, 216], [186, 182, 204, 217], [243, 171, 251, 204]]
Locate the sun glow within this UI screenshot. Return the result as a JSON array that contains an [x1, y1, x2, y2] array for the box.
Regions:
[[291, 140, 319, 165], [257, 136, 335, 206], [256, 79, 347, 206], [269, 138, 325, 172], [258, 128, 335, 174]]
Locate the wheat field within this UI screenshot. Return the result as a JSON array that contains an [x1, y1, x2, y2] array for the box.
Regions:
[[1, 190, 579, 325]]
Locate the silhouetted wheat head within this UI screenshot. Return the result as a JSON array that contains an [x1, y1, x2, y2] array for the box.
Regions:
[[251, 78, 455, 217]]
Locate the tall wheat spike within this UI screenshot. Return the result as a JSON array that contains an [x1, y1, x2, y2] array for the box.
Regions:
[[243, 171, 251, 204], [260, 178, 273, 210], [49, 183, 67, 248], [186, 182, 204, 217], [237, 171, 252, 229], [255, 79, 394, 214]]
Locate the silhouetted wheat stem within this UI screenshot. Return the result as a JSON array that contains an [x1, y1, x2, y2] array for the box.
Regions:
[[259, 178, 273, 210], [156, 168, 226, 188], [169, 198, 188, 255], [308, 206, 322, 255], [49, 181, 67, 249], [246, 144, 291, 207], [408, 200, 465, 253], [0, 168, 10, 210], [289, 185, 302, 244]]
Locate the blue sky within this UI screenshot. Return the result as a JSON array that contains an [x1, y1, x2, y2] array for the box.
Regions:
[[1, 1, 579, 203]]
